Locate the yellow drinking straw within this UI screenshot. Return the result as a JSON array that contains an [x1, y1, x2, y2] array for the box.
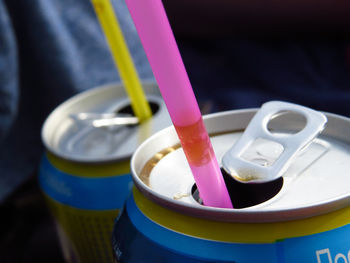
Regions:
[[91, 0, 152, 122]]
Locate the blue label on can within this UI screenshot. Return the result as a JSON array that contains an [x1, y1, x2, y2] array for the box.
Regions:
[[113, 193, 350, 263], [277, 224, 350, 263], [115, 194, 277, 262], [39, 155, 132, 210]]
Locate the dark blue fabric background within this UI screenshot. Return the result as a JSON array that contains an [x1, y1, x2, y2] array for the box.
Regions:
[[180, 38, 350, 114], [1, 0, 350, 202]]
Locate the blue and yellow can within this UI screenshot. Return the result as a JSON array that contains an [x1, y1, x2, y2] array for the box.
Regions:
[[113, 107, 350, 263], [39, 82, 170, 263]]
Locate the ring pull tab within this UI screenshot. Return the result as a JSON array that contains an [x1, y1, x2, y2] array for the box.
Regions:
[[222, 101, 327, 183]]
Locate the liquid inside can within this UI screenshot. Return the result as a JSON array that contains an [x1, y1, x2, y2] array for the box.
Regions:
[[39, 81, 171, 263], [113, 107, 350, 263]]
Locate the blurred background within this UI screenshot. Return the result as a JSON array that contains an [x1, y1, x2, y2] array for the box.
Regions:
[[0, 0, 350, 262]]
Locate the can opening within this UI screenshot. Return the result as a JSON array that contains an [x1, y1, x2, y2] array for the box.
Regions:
[[117, 101, 160, 116], [191, 168, 283, 209]]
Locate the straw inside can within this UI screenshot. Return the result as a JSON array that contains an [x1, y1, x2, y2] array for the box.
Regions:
[[125, 0, 232, 208], [91, 0, 152, 122]]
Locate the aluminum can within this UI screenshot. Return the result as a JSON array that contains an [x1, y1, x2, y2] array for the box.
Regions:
[[113, 108, 350, 263], [39, 81, 171, 263]]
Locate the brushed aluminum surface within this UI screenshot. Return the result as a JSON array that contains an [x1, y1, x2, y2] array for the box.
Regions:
[[42, 81, 171, 163], [132, 108, 350, 222]]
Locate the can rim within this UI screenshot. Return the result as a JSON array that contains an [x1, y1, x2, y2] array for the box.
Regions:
[[41, 81, 166, 163], [131, 108, 350, 223]]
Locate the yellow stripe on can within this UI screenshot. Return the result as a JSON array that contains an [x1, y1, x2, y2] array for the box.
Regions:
[[134, 184, 350, 244]]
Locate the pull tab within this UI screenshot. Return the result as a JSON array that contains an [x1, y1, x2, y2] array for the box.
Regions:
[[222, 101, 327, 183]]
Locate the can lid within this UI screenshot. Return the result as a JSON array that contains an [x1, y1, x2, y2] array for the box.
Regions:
[[42, 82, 171, 163], [131, 107, 350, 222]]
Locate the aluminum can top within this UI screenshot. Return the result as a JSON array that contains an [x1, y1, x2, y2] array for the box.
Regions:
[[42, 81, 171, 163], [131, 108, 350, 222]]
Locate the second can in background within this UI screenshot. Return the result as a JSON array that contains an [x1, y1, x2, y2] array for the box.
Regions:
[[39, 81, 171, 263]]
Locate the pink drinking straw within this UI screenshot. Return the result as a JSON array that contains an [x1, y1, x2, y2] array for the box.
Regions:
[[125, 0, 232, 208]]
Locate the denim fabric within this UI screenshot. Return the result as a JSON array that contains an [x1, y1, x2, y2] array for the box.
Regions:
[[0, 1, 18, 142], [0, 0, 153, 201]]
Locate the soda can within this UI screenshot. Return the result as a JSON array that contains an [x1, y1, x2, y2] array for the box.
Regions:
[[113, 104, 350, 263], [39, 81, 171, 263]]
